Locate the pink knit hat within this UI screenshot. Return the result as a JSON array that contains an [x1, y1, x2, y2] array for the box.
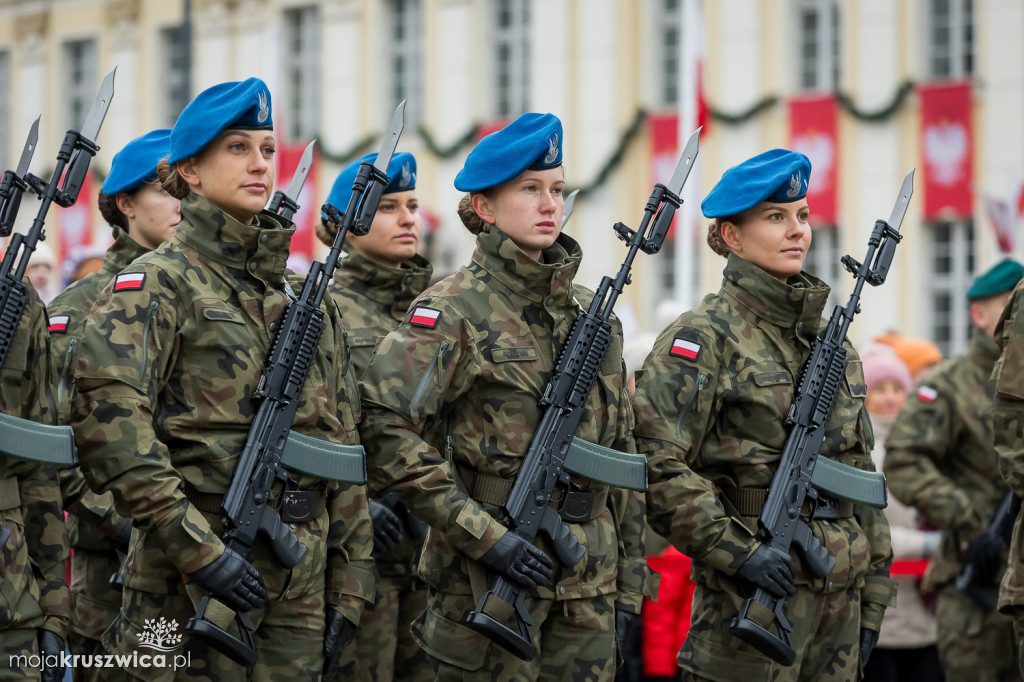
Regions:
[[860, 343, 913, 394]]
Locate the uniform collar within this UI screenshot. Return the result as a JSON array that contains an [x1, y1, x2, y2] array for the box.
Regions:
[[968, 326, 1001, 370], [100, 228, 150, 277], [174, 193, 294, 284], [472, 224, 582, 304], [336, 250, 433, 315], [721, 252, 830, 332]]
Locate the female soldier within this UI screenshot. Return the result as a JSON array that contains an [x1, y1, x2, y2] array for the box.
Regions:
[[320, 151, 434, 682], [358, 113, 651, 681], [49, 129, 179, 678], [70, 78, 374, 680], [632, 150, 895, 681]]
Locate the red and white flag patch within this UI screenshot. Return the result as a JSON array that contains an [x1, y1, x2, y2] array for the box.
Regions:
[[48, 315, 69, 333], [113, 273, 146, 292], [917, 386, 938, 403], [410, 307, 441, 328], [670, 338, 701, 360]]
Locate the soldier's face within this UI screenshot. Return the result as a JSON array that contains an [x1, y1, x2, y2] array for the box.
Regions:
[[722, 201, 811, 282], [347, 190, 422, 268], [472, 167, 565, 261], [119, 181, 181, 250], [180, 129, 276, 224]]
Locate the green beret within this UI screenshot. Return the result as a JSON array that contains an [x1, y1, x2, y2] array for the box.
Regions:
[[966, 259, 1024, 301]]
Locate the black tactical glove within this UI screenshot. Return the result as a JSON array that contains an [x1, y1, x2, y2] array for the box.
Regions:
[[859, 627, 880, 675], [369, 500, 404, 554], [614, 610, 636, 655], [965, 530, 1004, 583], [187, 546, 267, 612], [735, 544, 796, 598], [322, 609, 356, 682], [38, 630, 65, 682], [477, 532, 555, 591]]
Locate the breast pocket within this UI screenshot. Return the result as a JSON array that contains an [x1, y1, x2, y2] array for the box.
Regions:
[[724, 361, 793, 455], [478, 342, 545, 458], [185, 300, 259, 426]]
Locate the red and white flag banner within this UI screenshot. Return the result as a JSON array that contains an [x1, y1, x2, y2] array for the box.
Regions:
[[275, 142, 318, 272], [788, 95, 838, 226], [919, 82, 973, 220]]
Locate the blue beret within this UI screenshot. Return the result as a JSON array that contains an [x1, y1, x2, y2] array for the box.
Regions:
[[454, 113, 563, 192], [701, 149, 812, 218], [101, 129, 171, 195], [966, 259, 1024, 300], [325, 152, 417, 211], [168, 78, 273, 164]]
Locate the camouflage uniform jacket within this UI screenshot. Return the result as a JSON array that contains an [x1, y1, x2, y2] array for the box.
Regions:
[[885, 329, 1005, 591], [329, 250, 433, 579], [71, 193, 374, 624], [632, 254, 895, 631], [359, 225, 652, 612], [992, 279, 1024, 609], [0, 284, 71, 638], [50, 229, 147, 550]]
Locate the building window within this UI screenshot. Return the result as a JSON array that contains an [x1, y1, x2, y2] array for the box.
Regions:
[[804, 226, 840, 308], [495, 0, 529, 118], [796, 0, 841, 92], [389, 0, 423, 127], [930, 219, 974, 356], [282, 6, 320, 142], [928, 0, 973, 79], [161, 26, 190, 128], [0, 51, 9, 169], [63, 39, 97, 131], [655, 0, 683, 108]]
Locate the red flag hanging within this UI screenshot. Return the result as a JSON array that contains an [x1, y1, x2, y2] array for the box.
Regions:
[[788, 96, 838, 225], [56, 169, 96, 266], [920, 82, 973, 219], [275, 143, 318, 272]]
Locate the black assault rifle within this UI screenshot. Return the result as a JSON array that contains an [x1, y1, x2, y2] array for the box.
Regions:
[[729, 170, 915, 665], [185, 102, 406, 666], [0, 70, 116, 481], [956, 490, 1020, 610], [461, 128, 702, 660]]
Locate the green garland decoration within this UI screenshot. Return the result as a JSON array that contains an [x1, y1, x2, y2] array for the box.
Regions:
[[709, 96, 778, 125], [418, 124, 480, 159], [837, 81, 915, 122], [568, 108, 648, 199]]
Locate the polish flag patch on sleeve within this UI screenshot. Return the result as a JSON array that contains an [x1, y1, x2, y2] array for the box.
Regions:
[[113, 273, 146, 292], [410, 306, 441, 328], [48, 315, 69, 333], [917, 386, 938, 403], [670, 337, 701, 361]]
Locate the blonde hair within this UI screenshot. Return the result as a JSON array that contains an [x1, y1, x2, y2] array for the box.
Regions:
[[457, 192, 494, 236], [706, 219, 731, 258], [157, 158, 191, 200]]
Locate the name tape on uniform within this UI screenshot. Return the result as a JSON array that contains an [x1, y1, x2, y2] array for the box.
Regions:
[[916, 386, 938, 403], [113, 273, 146, 292], [670, 337, 700, 360], [410, 307, 441, 328], [48, 315, 69, 333]]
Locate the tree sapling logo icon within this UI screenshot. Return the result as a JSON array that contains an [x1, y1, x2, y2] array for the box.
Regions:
[[138, 617, 183, 652]]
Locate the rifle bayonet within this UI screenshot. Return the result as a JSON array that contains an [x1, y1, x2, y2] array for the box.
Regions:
[[667, 126, 702, 195], [0, 118, 40, 237], [560, 189, 579, 229], [267, 139, 315, 220]]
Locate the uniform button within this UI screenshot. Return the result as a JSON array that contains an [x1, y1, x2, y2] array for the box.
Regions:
[[808, 294, 814, 301], [546, 298, 554, 305], [558, 586, 566, 595], [260, 234, 269, 244], [404, 276, 412, 284], [248, 262, 257, 272], [270, 322, 277, 331]]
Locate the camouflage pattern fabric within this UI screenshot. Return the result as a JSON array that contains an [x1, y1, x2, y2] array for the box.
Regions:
[[415, 589, 616, 680], [994, 280, 1024, 637], [885, 328, 1018, 681], [0, 285, 71, 678], [329, 250, 433, 680], [632, 254, 895, 680], [359, 225, 652, 675], [49, 228, 147, 658], [69, 193, 374, 673]]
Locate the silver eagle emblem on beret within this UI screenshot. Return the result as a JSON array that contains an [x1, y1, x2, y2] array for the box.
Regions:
[[786, 172, 802, 198], [399, 161, 414, 188], [257, 91, 270, 124], [544, 133, 559, 165]]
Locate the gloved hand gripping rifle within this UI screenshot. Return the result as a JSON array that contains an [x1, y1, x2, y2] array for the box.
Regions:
[[185, 102, 406, 666], [729, 170, 915, 666], [461, 128, 702, 661]]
